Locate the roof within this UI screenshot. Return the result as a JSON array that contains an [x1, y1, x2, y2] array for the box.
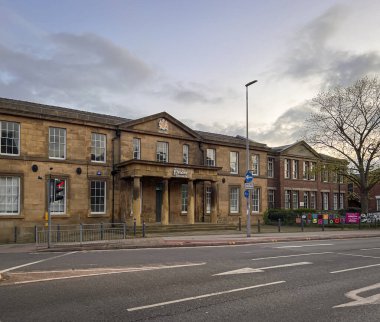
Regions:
[[196, 131, 268, 148]]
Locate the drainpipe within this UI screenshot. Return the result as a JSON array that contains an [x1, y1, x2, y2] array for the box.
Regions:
[[111, 128, 121, 223]]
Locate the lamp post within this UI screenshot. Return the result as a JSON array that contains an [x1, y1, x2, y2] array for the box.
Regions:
[[245, 80, 257, 238]]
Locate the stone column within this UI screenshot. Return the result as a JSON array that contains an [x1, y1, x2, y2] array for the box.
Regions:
[[132, 176, 141, 225], [162, 179, 169, 225], [211, 181, 218, 224], [187, 180, 195, 224]]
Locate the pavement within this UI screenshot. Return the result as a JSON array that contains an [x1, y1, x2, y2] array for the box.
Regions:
[[1, 228, 380, 253]]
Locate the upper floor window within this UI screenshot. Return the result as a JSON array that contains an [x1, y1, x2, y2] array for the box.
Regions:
[[0, 176, 20, 215], [251, 154, 259, 176], [267, 157, 274, 178], [284, 159, 290, 179], [133, 138, 141, 160], [309, 162, 316, 181], [91, 133, 106, 163], [91, 181, 106, 214], [49, 127, 66, 159], [230, 186, 240, 213], [183, 144, 189, 164], [322, 165, 328, 182], [156, 141, 168, 163], [230, 151, 238, 174], [1, 121, 20, 156], [292, 160, 299, 179], [206, 149, 215, 166], [303, 161, 309, 180]]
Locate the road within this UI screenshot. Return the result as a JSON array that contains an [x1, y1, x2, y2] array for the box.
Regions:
[[0, 238, 379, 321]]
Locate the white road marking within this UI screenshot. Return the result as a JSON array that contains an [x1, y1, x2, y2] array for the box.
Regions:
[[127, 281, 286, 312], [360, 247, 380, 251], [337, 252, 380, 259], [252, 252, 333, 261], [0, 252, 77, 274], [330, 263, 380, 274], [213, 262, 312, 276], [334, 283, 380, 308], [11, 262, 206, 285], [275, 244, 333, 249]]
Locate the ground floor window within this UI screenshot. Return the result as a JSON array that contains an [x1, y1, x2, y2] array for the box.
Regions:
[[206, 186, 211, 214], [91, 181, 106, 214], [322, 192, 329, 210], [0, 176, 20, 215], [268, 189, 275, 209], [333, 193, 339, 210], [181, 184, 188, 213], [303, 192, 309, 208], [376, 197, 380, 211], [230, 187, 239, 213], [310, 192, 316, 209], [252, 187, 260, 212], [285, 190, 291, 209], [292, 191, 298, 209], [51, 179, 66, 214]]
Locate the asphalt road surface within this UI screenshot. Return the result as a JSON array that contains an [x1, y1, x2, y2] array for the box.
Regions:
[[1, 238, 379, 321]]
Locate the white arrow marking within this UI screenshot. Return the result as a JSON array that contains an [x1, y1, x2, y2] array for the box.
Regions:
[[213, 262, 312, 276], [334, 283, 380, 308]]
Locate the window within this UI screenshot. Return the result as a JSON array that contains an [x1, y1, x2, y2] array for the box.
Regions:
[[183, 144, 189, 164], [338, 173, 344, 183], [230, 152, 238, 174], [0, 176, 20, 215], [206, 149, 215, 166], [285, 190, 291, 209], [1, 121, 20, 155], [268, 189, 275, 209], [50, 179, 66, 214], [322, 192, 329, 210], [156, 141, 168, 163], [91, 133, 106, 162], [310, 192, 316, 209], [333, 193, 338, 210], [133, 138, 141, 160], [49, 127, 66, 159], [292, 191, 299, 209], [206, 186, 212, 214], [339, 193, 344, 209], [303, 161, 309, 180], [322, 165, 328, 182], [309, 162, 316, 181], [377, 197, 380, 211], [303, 192, 309, 209], [251, 154, 259, 175], [230, 187, 240, 213], [181, 184, 188, 213], [332, 172, 338, 183], [267, 157, 274, 178], [252, 187, 260, 212], [284, 159, 290, 178], [91, 181, 106, 214], [292, 160, 298, 179]]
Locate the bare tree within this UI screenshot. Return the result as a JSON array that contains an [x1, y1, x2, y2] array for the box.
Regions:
[[305, 76, 380, 213]]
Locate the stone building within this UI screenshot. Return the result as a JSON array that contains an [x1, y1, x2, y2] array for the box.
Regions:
[[0, 97, 348, 242]]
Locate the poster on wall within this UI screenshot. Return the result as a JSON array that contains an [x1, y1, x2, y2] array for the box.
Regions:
[[345, 213, 360, 224]]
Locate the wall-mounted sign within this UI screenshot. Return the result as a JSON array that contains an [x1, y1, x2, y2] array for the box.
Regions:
[[97, 171, 101, 176], [158, 118, 169, 132], [173, 168, 188, 177]]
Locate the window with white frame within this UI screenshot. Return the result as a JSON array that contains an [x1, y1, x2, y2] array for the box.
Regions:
[[49, 127, 66, 159], [133, 138, 141, 160], [322, 165, 328, 182], [206, 186, 212, 213], [339, 193, 344, 209], [206, 149, 215, 166], [252, 187, 260, 212], [1, 121, 20, 156], [183, 144, 189, 164], [251, 154, 259, 175], [303, 161, 309, 180], [230, 187, 240, 213], [91, 133, 106, 162], [91, 181, 106, 214], [322, 192, 329, 210], [181, 184, 188, 213], [267, 157, 274, 178], [292, 160, 299, 179], [0, 176, 20, 215], [303, 192, 309, 208], [268, 189, 275, 209], [230, 151, 238, 174], [338, 172, 344, 183], [332, 172, 338, 183], [333, 193, 338, 210], [50, 179, 66, 214], [309, 162, 316, 180], [284, 159, 290, 178], [292, 191, 299, 209], [310, 191, 316, 209], [156, 141, 168, 163], [285, 190, 291, 209]]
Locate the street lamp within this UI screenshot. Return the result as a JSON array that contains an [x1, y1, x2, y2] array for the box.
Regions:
[[245, 80, 257, 238]]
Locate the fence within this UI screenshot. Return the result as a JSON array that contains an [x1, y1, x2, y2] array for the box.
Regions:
[[36, 222, 145, 248]]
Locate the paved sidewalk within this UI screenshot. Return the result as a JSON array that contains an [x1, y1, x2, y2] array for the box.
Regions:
[[1, 229, 380, 253]]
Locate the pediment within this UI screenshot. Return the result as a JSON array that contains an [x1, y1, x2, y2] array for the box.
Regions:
[[281, 141, 320, 159]]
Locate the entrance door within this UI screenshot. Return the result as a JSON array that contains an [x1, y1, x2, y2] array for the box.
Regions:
[[156, 183, 163, 222]]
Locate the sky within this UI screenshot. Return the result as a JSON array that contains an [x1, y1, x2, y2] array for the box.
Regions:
[[1, 0, 380, 147]]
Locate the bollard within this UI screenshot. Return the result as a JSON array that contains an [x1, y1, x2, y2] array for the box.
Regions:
[[142, 220, 146, 238], [258, 219, 261, 233], [133, 218, 136, 237], [238, 217, 242, 231], [123, 223, 127, 239], [14, 226, 17, 243], [278, 218, 281, 233], [100, 222, 104, 240]]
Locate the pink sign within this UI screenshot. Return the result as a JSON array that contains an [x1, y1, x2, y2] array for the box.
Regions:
[[345, 213, 360, 224]]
